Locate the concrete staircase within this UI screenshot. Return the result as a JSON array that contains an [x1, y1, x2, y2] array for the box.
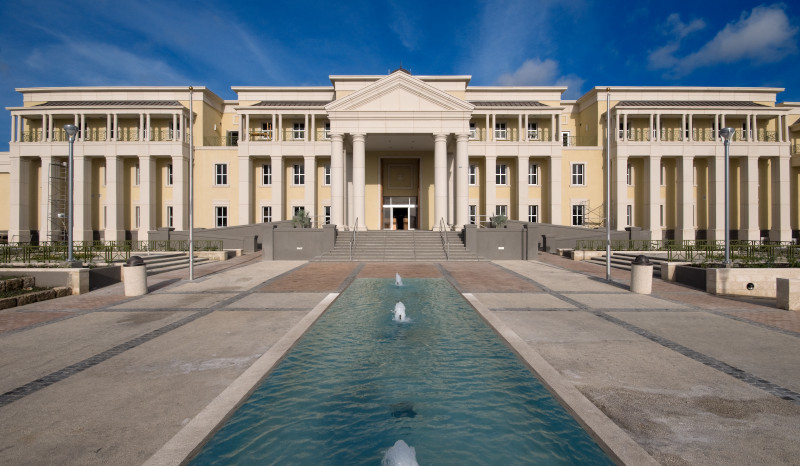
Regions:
[[314, 230, 482, 262], [139, 253, 211, 276], [587, 252, 668, 277]]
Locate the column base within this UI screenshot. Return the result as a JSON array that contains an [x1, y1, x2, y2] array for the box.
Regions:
[[738, 229, 761, 241], [706, 229, 725, 242], [769, 229, 793, 242], [675, 228, 696, 242], [104, 229, 126, 242]]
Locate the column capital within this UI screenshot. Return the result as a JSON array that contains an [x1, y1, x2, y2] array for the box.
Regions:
[[456, 132, 470, 142], [351, 133, 366, 142], [329, 132, 344, 142], [433, 133, 449, 142]]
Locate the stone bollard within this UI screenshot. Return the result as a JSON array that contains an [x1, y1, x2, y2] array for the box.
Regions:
[[630, 255, 653, 294], [123, 255, 148, 296]]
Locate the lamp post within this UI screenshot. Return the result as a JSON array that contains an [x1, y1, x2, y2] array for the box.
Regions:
[[719, 127, 735, 267], [63, 124, 78, 264]]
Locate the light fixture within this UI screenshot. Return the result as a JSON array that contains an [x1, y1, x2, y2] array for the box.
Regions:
[[63, 124, 78, 264], [719, 127, 735, 267]]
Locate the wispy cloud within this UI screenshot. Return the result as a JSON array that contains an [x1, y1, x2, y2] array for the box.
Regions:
[[497, 58, 585, 98], [649, 4, 798, 77], [388, 0, 420, 51]]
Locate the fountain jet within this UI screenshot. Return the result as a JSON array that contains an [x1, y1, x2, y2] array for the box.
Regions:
[[395, 273, 403, 287], [382, 440, 418, 466], [392, 302, 406, 322]]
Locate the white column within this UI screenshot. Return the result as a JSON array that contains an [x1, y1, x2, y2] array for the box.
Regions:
[[740, 156, 760, 240], [517, 114, 522, 142], [172, 114, 178, 142], [434, 133, 448, 227], [80, 114, 86, 142], [485, 114, 490, 141], [331, 133, 344, 226], [271, 114, 276, 141], [676, 156, 694, 241], [614, 155, 628, 230], [655, 113, 661, 142], [455, 133, 469, 227], [708, 156, 725, 242], [753, 115, 758, 142], [623, 114, 628, 142], [73, 156, 92, 242], [38, 156, 53, 241], [352, 133, 366, 230], [172, 155, 188, 230], [271, 155, 284, 221], [649, 114, 653, 141], [50, 115, 55, 142], [139, 114, 144, 141], [16, 115, 22, 142], [485, 155, 496, 222], [113, 114, 118, 141], [549, 155, 562, 224], [9, 156, 32, 242], [681, 114, 686, 141], [106, 114, 111, 141], [146, 114, 151, 141], [310, 114, 316, 142], [104, 155, 125, 241], [770, 156, 792, 241], [745, 114, 751, 141], [551, 114, 557, 142], [303, 155, 316, 223], [10, 115, 15, 143], [139, 156, 156, 240], [647, 156, 662, 240], [523, 114, 528, 141], [277, 114, 282, 142], [517, 155, 528, 221], [304, 114, 309, 142], [688, 114, 693, 142], [238, 155, 252, 225]]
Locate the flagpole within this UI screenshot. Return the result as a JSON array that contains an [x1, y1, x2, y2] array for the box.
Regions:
[[606, 88, 611, 282], [189, 86, 194, 281]]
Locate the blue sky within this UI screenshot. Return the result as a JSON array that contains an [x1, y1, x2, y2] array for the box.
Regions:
[[1, 0, 798, 150]]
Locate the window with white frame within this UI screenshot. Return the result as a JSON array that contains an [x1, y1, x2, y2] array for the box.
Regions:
[[167, 164, 173, 186], [103, 206, 107, 229], [626, 164, 632, 186], [293, 164, 305, 185], [495, 164, 508, 185], [527, 122, 538, 140], [215, 206, 228, 228], [660, 205, 664, 226], [528, 205, 539, 223], [495, 205, 507, 217], [167, 206, 174, 228], [262, 206, 272, 223], [261, 121, 273, 140], [562, 131, 571, 147], [571, 204, 585, 226], [469, 205, 477, 225], [324, 206, 331, 225], [262, 164, 272, 185], [469, 122, 477, 140], [135, 164, 140, 186], [626, 204, 632, 226], [135, 206, 140, 228], [571, 163, 585, 186], [323, 122, 331, 139], [660, 164, 665, 186], [293, 206, 305, 216], [468, 164, 478, 185], [495, 122, 507, 140], [215, 163, 228, 185], [293, 122, 305, 140], [323, 163, 331, 186], [528, 163, 539, 185]]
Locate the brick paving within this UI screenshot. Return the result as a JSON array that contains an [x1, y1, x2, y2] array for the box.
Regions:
[[257, 262, 359, 292], [357, 262, 441, 278], [0, 310, 74, 334], [442, 262, 542, 292]]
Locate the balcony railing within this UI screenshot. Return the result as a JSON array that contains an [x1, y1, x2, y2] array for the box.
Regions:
[[618, 128, 780, 143], [203, 135, 239, 146], [792, 142, 799, 155], [248, 130, 273, 141]]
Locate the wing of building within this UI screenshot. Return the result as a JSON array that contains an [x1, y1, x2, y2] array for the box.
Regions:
[[1, 70, 799, 244]]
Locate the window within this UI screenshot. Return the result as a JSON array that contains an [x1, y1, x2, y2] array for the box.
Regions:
[[495, 164, 508, 185], [167, 206, 174, 228], [619, 120, 631, 139], [293, 206, 305, 216], [324, 206, 331, 225], [468, 164, 478, 185], [293, 123, 305, 140], [495, 122, 507, 140], [226, 131, 239, 146], [660, 164, 665, 186], [528, 205, 539, 223], [626, 164, 632, 186], [215, 206, 228, 228], [469, 122, 477, 140], [572, 204, 585, 226], [469, 205, 477, 225], [215, 163, 228, 185], [262, 164, 272, 185], [262, 206, 272, 223], [103, 206, 107, 229], [293, 164, 305, 185], [527, 122, 538, 140], [495, 205, 507, 217], [261, 122, 273, 140], [323, 122, 331, 139], [561, 131, 571, 147], [528, 163, 539, 185], [135, 206, 140, 228], [626, 204, 632, 227], [571, 163, 585, 186], [135, 164, 140, 186], [323, 164, 331, 186], [660, 205, 664, 226], [167, 164, 173, 186]]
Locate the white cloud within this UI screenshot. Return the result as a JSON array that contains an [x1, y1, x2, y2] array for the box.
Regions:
[[388, 0, 419, 51], [497, 58, 585, 98], [649, 4, 798, 77]]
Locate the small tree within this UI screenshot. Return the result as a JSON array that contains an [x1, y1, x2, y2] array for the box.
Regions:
[[292, 209, 311, 228], [491, 215, 508, 228]]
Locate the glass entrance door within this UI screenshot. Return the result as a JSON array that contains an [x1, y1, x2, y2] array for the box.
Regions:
[[382, 197, 417, 230]]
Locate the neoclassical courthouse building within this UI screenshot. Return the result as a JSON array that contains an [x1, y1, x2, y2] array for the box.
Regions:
[[1, 70, 799, 244]]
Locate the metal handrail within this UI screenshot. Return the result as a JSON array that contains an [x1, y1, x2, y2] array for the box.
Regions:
[[349, 217, 358, 261], [438, 218, 449, 261]]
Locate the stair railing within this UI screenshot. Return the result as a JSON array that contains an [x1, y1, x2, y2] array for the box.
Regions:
[[438, 217, 449, 261], [349, 217, 359, 261]]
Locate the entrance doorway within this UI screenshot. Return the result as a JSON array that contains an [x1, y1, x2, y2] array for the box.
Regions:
[[381, 159, 420, 230], [383, 197, 418, 230]]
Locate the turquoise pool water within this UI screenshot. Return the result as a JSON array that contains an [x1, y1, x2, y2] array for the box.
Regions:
[[190, 278, 613, 465]]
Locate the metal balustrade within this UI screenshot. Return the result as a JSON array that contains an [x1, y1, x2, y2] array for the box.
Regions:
[[0, 240, 223, 265]]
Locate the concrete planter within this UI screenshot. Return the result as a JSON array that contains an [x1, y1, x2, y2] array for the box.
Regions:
[[673, 265, 800, 298]]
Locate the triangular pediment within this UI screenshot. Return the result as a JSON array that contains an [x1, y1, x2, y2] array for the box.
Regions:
[[326, 72, 474, 113]]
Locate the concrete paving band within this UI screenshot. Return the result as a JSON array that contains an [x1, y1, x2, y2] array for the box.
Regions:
[[0, 255, 799, 465]]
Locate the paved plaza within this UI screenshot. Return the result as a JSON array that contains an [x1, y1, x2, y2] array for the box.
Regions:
[[1, 253, 799, 465]]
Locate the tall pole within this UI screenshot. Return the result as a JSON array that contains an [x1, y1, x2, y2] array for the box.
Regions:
[[606, 89, 611, 281], [720, 127, 734, 266], [189, 87, 194, 280], [64, 124, 77, 263]]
